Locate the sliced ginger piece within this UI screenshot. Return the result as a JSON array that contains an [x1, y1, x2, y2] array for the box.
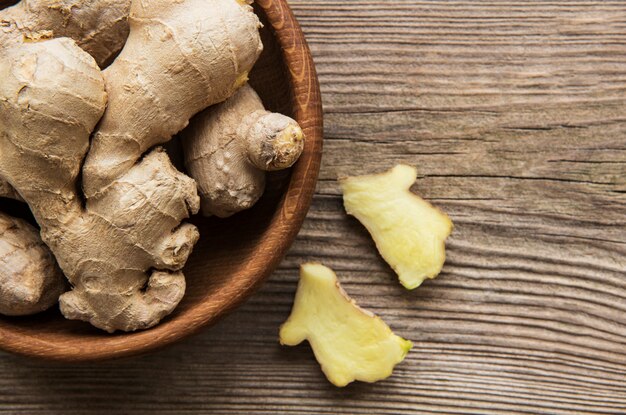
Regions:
[[280, 263, 412, 387], [340, 165, 453, 289]]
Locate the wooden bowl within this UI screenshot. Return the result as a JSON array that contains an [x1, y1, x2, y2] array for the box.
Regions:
[[0, 0, 323, 361]]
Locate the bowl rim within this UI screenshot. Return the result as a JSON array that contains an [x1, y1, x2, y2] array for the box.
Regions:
[[0, 0, 323, 362]]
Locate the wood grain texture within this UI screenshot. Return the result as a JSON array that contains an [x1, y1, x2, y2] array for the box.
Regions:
[[1, 0, 625, 414]]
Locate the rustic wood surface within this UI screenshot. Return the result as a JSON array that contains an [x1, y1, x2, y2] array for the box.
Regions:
[[1, 0, 625, 413]]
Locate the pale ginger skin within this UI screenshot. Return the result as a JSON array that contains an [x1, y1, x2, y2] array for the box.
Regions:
[[0, 212, 65, 316], [57, 148, 198, 331], [0, 179, 21, 201], [182, 84, 305, 217], [0, 0, 131, 67], [341, 165, 453, 289], [0, 0, 265, 332], [0, 0, 130, 205], [0, 0, 132, 200], [280, 263, 412, 387], [82, 0, 263, 200], [0, 38, 199, 332]]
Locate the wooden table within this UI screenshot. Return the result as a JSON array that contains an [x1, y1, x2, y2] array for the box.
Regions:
[[1, 1, 625, 413]]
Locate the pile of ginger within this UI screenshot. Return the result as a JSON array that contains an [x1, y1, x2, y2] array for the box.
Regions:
[[0, 0, 305, 332]]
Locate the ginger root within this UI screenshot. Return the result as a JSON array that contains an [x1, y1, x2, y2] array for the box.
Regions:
[[280, 263, 412, 387], [0, 212, 65, 316], [181, 84, 305, 217], [0, 37, 199, 332], [82, 0, 263, 199], [341, 165, 453, 289], [0, 0, 131, 67], [0, 0, 132, 200], [0, 0, 265, 332], [0, 179, 22, 201]]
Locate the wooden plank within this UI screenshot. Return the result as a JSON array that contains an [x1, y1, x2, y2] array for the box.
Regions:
[[0, 0, 625, 413]]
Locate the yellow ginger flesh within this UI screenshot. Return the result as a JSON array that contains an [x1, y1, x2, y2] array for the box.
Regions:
[[341, 165, 453, 289], [279, 263, 412, 387]]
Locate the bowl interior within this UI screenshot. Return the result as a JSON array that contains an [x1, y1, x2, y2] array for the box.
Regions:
[[0, 2, 322, 360]]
